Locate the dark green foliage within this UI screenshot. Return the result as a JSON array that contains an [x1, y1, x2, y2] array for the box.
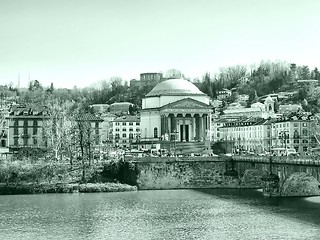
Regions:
[[100, 160, 139, 186]]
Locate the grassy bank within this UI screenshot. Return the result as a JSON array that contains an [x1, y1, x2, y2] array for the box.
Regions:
[[0, 158, 139, 195], [0, 182, 137, 195]]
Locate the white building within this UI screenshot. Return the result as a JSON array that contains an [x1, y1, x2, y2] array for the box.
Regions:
[[223, 95, 276, 119], [109, 115, 140, 148], [140, 79, 212, 143]]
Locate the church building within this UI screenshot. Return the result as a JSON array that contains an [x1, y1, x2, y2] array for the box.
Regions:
[[140, 78, 212, 152]]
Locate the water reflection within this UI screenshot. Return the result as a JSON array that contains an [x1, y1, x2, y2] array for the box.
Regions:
[[1, 190, 320, 240]]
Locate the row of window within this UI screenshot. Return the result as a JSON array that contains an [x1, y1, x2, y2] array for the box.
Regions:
[[115, 128, 140, 132], [13, 120, 39, 127], [14, 127, 38, 135], [114, 122, 140, 126]]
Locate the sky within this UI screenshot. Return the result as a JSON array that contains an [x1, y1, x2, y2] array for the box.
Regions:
[[1, 0, 320, 89]]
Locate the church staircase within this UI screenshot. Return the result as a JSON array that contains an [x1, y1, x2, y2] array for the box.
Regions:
[[161, 141, 207, 156]]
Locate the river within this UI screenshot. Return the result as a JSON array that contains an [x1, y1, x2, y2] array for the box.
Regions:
[[0, 189, 320, 240]]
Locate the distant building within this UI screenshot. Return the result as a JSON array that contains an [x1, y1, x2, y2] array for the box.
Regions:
[[277, 91, 298, 100], [109, 102, 133, 116], [0, 106, 9, 148], [6, 105, 49, 151], [271, 115, 316, 154], [223, 95, 276, 119], [140, 72, 163, 85], [279, 104, 303, 114], [100, 113, 117, 143], [109, 115, 140, 148], [217, 114, 316, 154], [217, 89, 232, 100], [219, 117, 272, 153], [238, 94, 249, 102], [259, 93, 278, 102], [90, 104, 109, 115]]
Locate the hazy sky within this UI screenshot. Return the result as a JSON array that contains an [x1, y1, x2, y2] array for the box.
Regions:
[[1, 0, 320, 88]]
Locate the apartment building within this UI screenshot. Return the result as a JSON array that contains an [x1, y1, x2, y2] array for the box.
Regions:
[[217, 114, 316, 154], [6, 105, 49, 151], [109, 115, 140, 148]]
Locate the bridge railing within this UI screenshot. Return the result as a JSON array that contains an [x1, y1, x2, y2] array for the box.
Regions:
[[232, 155, 320, 165]]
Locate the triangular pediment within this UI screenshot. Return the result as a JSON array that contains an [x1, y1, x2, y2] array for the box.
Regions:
[[161, 98, 211, 110]]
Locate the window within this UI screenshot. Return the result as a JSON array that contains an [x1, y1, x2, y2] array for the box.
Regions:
[[122, 122, 126, 126], [293, 130, 299, 139], [33, 127, 37, 135], [294, 123, 298, 127], [129, 133, 133, 139], [294, 139, 299, 144], [302, 139, 308, 143], [116, 128, 120, 132], [115, 133, 120, 139], [24, 127, 28, 135], [136, 122, 140, 126], [14, 126, 18, 135], [129, 128, 133, 132], [129, 122, 133, 126], [115, 122, 120, 126], [14, 137, 18, 146], [154, 127, 158, 138], [122, 128, 126, 131], [33, 138, 37, 145], [122, 133, 126, 138], [136, 128, 140, 132], [302, 129, 308, 136]]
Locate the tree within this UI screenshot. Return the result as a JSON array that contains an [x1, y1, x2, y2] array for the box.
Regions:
[[42, 100, 76, 162], [301, 65, 310, 80]]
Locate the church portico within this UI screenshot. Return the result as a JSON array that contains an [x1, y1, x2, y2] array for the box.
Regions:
[[159, 112, 210, 142]]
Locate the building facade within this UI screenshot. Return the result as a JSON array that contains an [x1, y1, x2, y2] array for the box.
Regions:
[[217, 114, 316, 154], [6, 105, 49, 151], [223, 96, 276, 119], [109, 115, 140, 148], [140, 72, 163, 85], [109, 102, 133, 116], [140, 79, 212, 146]]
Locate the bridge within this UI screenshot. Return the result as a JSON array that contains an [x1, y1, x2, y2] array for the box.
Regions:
[[130, 155, 320, 197]]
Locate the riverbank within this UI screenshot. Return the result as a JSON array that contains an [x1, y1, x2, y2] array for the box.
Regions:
[[0, 182, 137, 195]]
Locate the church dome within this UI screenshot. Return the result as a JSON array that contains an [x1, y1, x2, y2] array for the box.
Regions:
[[145, 78, 205, 97]]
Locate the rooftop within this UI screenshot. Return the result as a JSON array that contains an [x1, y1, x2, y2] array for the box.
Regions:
[[145, 78, 205, 97]]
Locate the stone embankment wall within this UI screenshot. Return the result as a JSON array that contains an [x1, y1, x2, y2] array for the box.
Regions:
[[132, 157, 262, 190]]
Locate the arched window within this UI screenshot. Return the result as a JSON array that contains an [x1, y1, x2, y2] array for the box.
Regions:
[[154, 127, 158, 138]]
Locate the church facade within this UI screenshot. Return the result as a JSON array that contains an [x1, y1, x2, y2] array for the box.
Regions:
[[140, 79, 212, 146]]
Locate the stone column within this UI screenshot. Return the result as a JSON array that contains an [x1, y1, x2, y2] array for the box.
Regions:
[[161, 115, 164, 136], [182, 114, 186, 142], [198, 114, 203, 141], [203, 114, 207, 140], [168, 114, 171, 134], [163, 115, 167, 134], [191, 113, 195, 141]]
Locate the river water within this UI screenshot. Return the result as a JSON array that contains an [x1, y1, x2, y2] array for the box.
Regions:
[[0, 189, 320, 240]]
